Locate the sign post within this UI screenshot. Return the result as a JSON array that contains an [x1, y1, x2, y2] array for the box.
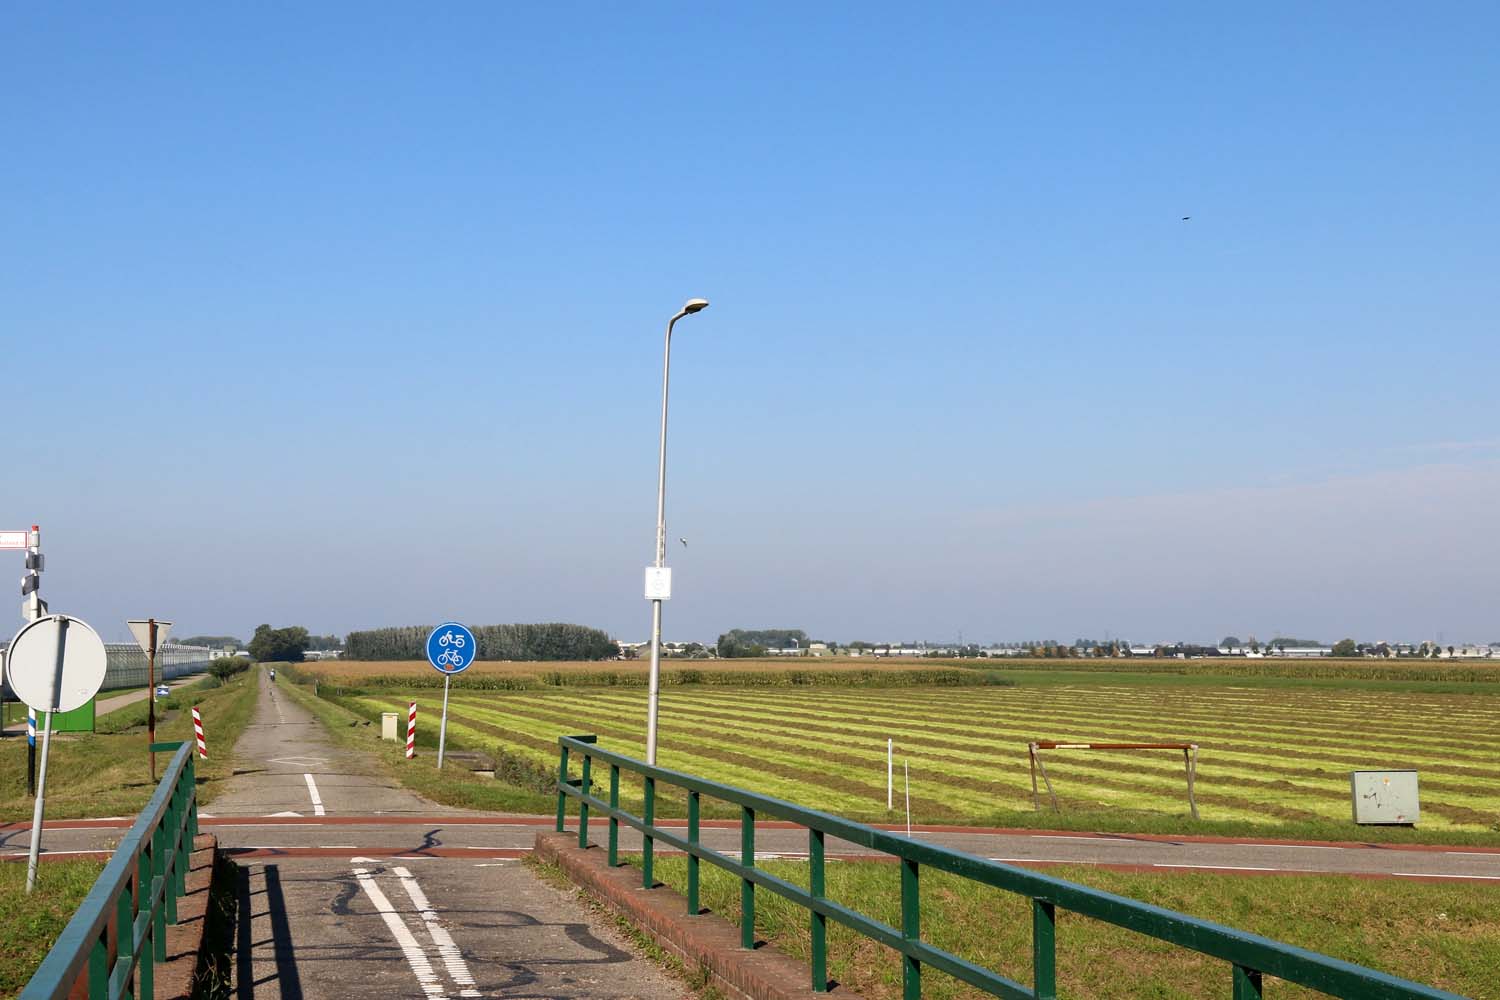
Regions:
[[6, 614, 108, 891], [127, 619, 174, 781], [425, 622, 476, 770], [4, 527, 47, 798]]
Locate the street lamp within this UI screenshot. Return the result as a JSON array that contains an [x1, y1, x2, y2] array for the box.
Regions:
[[645, 297, 709, 765]]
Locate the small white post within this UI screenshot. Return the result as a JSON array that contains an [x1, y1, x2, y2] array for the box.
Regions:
[[904, 759, 911, 838], [876, 743, 888, 815]]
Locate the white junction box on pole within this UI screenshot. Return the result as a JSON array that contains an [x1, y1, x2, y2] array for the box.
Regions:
[[381, 712, 399, 741], [644, 566, 672, 600], [1350, 770, 1419, 825]]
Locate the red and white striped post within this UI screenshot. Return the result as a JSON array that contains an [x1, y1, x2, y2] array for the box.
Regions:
[[192, 706, 208, 759], [405, 702, 417, 759]]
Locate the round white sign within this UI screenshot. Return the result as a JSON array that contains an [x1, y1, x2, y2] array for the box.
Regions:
[[5, 615, 108, 713]]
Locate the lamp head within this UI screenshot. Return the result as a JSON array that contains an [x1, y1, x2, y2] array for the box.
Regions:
[[682, 298, 709, 314]]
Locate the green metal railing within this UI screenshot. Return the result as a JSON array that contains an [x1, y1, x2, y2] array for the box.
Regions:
[[21, 741, 200, 1000], [556, 735, 1466, 1000]]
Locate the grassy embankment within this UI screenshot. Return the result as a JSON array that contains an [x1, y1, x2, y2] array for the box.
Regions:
[[0, 860, 105, 999], [621, 855, 1497, 1000], [0, 670, 259, 822], [290, 657, 1500, 844]]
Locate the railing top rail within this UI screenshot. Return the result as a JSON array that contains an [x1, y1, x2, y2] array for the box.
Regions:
[[558, 735, 1465, 1000], [21, 741, 194, 999]]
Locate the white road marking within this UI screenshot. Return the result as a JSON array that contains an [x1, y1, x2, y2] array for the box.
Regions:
[[1153, 864, 1281, 872], [1031, 834, 1118, 842], [1445, 851, 1500, 857], [324, 845, 358, 849], [394, 866, 482, 997], [303, 774, 325, 816], [352, 867, 446, 999], [988, 857, 1078, 864], [1277, 845, 1343, 851], [1394, 872, 1500, 880]]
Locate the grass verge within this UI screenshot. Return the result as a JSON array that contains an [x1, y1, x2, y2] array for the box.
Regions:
[[631, 856, 1497, 999], [0, 672, 259, 822], [0, 859, 104, 999]]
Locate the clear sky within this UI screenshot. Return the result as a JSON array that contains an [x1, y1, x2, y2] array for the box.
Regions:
[[3, 4, 1496, 647]]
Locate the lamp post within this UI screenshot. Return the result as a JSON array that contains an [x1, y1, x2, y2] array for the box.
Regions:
[[645, 297, 709, 765]]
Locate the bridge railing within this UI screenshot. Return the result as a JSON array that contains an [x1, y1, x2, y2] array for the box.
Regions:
[[555, 734, 1464, 1000], [21, 741, 200, 1000]]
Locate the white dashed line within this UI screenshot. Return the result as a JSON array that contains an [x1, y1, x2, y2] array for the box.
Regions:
[[394, 866, 482, 998], [352, 868, 446, 998], [303, 774, 326, 817]]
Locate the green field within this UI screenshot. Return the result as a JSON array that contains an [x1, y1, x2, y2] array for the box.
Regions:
[[333, 681, 1500, 837], [608, 856, 1498, 1000]]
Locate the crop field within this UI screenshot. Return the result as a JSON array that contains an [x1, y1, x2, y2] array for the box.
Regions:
[[296, 657, 976, 683], [333, 682, 1500, 833]]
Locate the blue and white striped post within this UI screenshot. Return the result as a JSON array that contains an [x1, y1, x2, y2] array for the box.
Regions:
[[26, 709, 36, 796]]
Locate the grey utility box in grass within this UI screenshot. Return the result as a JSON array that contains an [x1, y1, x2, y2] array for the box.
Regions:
[[1350, 770, 1419, 825]]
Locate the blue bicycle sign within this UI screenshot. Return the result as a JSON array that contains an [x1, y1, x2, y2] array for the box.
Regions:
[[426, 623, 477, 675]]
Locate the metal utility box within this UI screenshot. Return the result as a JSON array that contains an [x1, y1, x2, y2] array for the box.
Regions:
[[381, 712, 399, 741], [1350, 770, 1419, 825]]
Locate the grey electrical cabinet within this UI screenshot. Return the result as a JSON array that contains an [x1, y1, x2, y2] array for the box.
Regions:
[[1350, 770, 1419, 825]]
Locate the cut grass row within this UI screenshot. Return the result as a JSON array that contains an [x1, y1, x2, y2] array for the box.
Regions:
[[0, 672, 259, 822], [628, 855, 1498, 999], [328, 684, 1500, 840]]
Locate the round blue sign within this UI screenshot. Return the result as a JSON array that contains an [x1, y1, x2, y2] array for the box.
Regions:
[[426, 622, 477, 675]]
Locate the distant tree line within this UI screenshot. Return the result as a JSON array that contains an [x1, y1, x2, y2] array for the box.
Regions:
[[345, 623, 618, 661], [178, 635, 242, 649], [716, 629, 813, 658], [248, 624, 311, 662]]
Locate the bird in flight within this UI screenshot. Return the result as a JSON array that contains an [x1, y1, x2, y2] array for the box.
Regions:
[[1181, 216, 1191, 221], [679, 537, 688, 547]]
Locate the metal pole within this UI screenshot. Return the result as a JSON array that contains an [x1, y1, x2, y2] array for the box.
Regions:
[[646, 309, 686, 765], [27, 616, 69, 892], [437, 672, 451, 769], [148, 618, 158, 782]]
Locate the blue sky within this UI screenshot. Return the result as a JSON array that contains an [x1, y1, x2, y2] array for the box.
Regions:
[[3, 4, 1496, 646]]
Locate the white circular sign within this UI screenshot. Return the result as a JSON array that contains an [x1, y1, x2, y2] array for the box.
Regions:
[[5, 615, 108, 713]]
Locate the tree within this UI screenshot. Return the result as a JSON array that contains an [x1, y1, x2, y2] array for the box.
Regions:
[[1221, 636, 1241, 649], [179, 635, 243, 650], [1331, 638, 1358, 657], [248, 624, 311, 663]]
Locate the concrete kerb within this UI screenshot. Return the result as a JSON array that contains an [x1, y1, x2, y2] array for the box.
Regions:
[[535, 831, 863, 1000]]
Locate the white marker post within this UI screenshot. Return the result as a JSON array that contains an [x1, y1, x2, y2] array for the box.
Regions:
[[905, 759, 912, 838], [6, 615, 108, 891], [887, 739, 894, 810]]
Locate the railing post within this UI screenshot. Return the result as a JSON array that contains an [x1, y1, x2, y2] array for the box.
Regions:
[[151, 828, 169, 955], [1032, 899, 1056, 1000], [810, 828, 827, 992], [901, 858, 921, 1000], [115, 874, 134, 999], [88, 930, 108, 999], [607, 764, 620, 867], [642, 775, 656, 889], [187, 752, 199, 840], [578, 753, 592, 848], [740, 806, 756, 949], [687, 790, 701, 915], [1232, 965, 1263, 999], [555, 742, 571, 833]]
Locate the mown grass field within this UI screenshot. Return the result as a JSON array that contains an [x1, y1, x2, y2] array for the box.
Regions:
[[326, 680, 1500, 838], [616, 856, 1498, 1000]]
